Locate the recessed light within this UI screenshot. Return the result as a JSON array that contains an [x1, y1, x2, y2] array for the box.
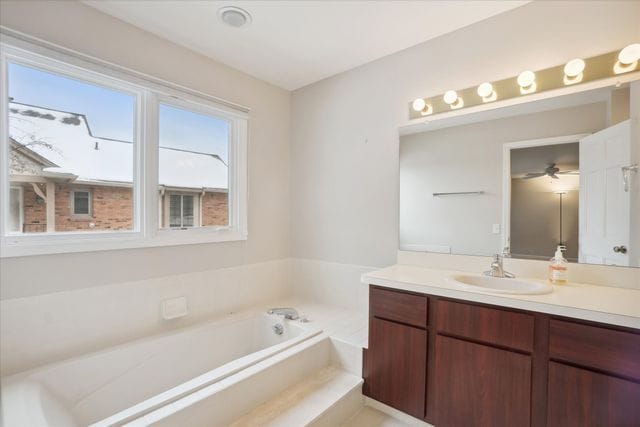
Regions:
[[218, 6, 252, 28]]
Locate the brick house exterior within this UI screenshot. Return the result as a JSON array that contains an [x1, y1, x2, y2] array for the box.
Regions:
[[17, 183, 228, 233], [8, 102, 228, 233], [201, 192, 229, 226], [21, 186, 47, 233]]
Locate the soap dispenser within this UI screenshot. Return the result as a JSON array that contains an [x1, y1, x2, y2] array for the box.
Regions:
[[548, 245, 568, 285]]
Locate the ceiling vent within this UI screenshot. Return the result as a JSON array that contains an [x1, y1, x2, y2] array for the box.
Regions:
[[218, 6, 252, 28]]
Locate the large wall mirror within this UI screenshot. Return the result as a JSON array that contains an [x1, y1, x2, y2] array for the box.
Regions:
[[400, 81, 639, 267]]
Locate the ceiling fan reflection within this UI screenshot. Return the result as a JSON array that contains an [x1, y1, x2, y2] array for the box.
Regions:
[[523, 163, 579, 180]]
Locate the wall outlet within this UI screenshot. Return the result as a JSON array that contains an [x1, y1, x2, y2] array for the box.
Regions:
[[492, 223, 501, 234], [161, 296, 188, 320]]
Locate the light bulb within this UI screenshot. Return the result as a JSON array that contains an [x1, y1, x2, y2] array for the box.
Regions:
[[618, 43, 640, 65], [564, 58, 585, 78], [477, 82, 493, 98], [443, 90, 458, 105], [517, 70, 536, 88], [412, 98, 426, 112]]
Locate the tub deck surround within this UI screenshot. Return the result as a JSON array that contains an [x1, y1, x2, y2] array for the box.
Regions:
[[362, 264, 640, 329], [128, 333, 365, 426], [265, 299, 368, 349], [1, 310, 322, 427], [0, 257, 293, 378], [0, 300, 369, 427], [228, 366, 363, 427]]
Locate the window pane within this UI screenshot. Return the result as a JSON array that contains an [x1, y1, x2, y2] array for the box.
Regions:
[[73, 191, 90, 215], [159, 103, 229, 229], [6, 62, 135, 234], [169, 194, 182, 228], [182, 195, 194, 227], [8, 188, 21, 232]]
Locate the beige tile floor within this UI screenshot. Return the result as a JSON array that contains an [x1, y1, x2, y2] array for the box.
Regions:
[[342, 407, 412, 427]]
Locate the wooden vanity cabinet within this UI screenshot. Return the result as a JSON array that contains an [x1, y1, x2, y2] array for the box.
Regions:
[[366, 317, 427, 419], [547, 362, 640, 427], [364, 286, 428, 419], [435, 335, 532, 426], [546, 319, 640, 427], [363, 285, 640, 427], [434, 300, 536, 427]]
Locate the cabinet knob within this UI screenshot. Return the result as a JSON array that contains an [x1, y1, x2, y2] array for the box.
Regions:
[[613, 245, 627, 254]]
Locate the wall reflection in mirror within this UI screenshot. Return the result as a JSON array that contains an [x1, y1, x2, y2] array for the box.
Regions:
[[400, 81, 639, 267]]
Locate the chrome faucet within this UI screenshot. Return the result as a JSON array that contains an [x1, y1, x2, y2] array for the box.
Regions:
[[483, 254, 515, 278], [267, 307, 300, 320]]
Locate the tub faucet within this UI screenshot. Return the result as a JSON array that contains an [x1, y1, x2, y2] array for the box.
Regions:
[[483, 254, 515, 278], [267, 307, 299, 320]]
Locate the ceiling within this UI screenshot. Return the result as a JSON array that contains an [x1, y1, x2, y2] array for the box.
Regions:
[[511, 143, 580, 176], [83, 1, 528, 91]]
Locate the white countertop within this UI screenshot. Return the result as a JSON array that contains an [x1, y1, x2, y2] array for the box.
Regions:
[[362, 264, 640, 329]]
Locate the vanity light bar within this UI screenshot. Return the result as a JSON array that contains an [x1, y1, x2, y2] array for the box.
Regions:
[[409, 44, 640, 119]]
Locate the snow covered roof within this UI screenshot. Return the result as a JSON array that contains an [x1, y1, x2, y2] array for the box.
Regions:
[[9, 102, 228, 190]]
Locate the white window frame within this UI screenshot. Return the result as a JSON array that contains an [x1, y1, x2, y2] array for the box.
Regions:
[[0, 35, 248, 257], [155, 95, 242, 240]]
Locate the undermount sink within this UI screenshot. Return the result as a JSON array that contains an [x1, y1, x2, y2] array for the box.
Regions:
[[448, 274, 553, 295]]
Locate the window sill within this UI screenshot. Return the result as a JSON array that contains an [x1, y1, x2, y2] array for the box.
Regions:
[[69, 215, 94, 220], [0, 228, 247, 258]]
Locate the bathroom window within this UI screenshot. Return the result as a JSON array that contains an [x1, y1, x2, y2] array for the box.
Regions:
[[1, 38, 248, 257]]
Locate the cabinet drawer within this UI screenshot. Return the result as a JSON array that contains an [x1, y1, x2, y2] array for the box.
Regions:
[[370, 286, 428, 328], [549, 319, 640, 380], [436, 300, 534, 352]]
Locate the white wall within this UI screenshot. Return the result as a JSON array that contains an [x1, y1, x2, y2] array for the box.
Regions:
[[290, 0, 640, 268], [0, 0, 291, 300], [0, 1, 292, 375], [0, 259, 291, 376]]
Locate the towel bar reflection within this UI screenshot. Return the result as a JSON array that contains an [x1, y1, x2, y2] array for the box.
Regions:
[[433, 191, 485, 197]]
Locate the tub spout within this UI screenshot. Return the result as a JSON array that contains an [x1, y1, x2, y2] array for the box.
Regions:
[[267, 307, 299, 320]]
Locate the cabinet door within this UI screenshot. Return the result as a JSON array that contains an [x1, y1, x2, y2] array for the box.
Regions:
[[366, 317, 427, 419], [435, 335, 531, 427], [547, 361, 640, 427]]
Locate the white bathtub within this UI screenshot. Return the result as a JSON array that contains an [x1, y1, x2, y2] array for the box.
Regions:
[[1, 310, 320, 427]]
